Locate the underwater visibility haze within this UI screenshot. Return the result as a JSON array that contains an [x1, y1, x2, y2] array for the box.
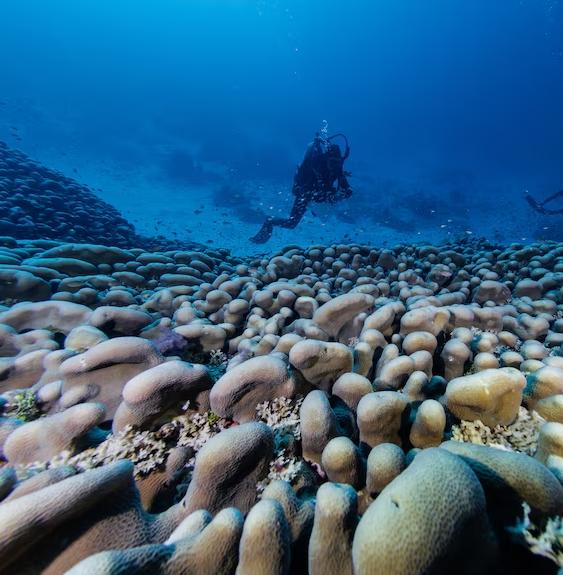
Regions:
[[0, 2, 563, 575], [1, 0, 563, 249]]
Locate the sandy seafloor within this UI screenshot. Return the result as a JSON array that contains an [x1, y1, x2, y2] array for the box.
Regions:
[[13, 141, 557, 257]]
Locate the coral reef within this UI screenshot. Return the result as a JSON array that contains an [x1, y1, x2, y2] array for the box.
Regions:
[[0, 142, 210, 251], [0, 235, 562, 573], [509, 502, 563, 566]]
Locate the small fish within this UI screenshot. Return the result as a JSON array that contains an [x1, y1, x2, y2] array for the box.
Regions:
[[194, 209, 202, 215], [206, 239, 214, 243]]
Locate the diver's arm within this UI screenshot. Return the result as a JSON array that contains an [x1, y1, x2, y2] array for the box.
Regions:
[[524, 192, 547, 214]]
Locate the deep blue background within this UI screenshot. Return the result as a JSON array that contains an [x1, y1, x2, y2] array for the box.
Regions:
[[1, 1, 562, 251]]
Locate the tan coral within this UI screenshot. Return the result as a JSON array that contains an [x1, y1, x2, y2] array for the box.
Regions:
[[362, 302, 404, 338], [352, 341, 376, 377], [113, 360, 213, 432], [312, 293, 374, 340], [402, 371, 428, 402], [309, 482, 357, 575], [64, 325, 108, 352], [59, 336, 164, 419], [409, 399, 446, 448], [4, 402, 106, 464], [300, 390, 343, 464], [445, 367, 525, 427], [174, 323, 227, 352], [440, 338, 472, 381], [261, 479, 314, 573], [321, 436, 365, 489], [399, 306, 450, 337], [472, 352, 499, 371], [136, 446, 193, 511], [356, 391, 409, 448], [473, 280, 511, 304], [535, 422, 563, 465], [401, 331, 438, 355], [89, 305, 153, 335], [182, 421, 274, 515], [66, 507, 244, 575], [374, 355, 414, 391], [0, 269, 51, 302], [524, 366, 563, 409], [3, 466, 76, 501], [0, 460, 191, 574], [535, 394, 563, 423], [0, 300, 92, 334], [0, 348, 50, 391], [332, 372, 372, 411], [210, 355, 297, 422], [353, 448, 497, 575], [289, 339, 352, 392], [366, 443, 406, 496], [236, 498, 291, 575], [441, 441, 563, 515]]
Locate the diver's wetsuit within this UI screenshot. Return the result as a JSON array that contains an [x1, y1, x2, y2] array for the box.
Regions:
[[525, 190, 563, 215], [250, 136, 352, 244]]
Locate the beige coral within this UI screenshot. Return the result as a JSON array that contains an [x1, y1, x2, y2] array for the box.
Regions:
[[353, 448, 497, 575], [4, 402, 105, 464], [445, 367, 525, 427]]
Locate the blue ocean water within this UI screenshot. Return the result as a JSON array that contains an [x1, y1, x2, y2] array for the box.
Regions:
[[0, 0, 562, 254]]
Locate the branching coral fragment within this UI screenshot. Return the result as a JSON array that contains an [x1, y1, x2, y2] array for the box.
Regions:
[[255, 397, 308, 494], [509, 502, 563, 566], [18, 407, 232, 479], [451, 406, 545, 455]]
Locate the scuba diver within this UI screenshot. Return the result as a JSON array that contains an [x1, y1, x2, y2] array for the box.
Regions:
[[250, 130, 352, 243], [525, 190, 563, 215]]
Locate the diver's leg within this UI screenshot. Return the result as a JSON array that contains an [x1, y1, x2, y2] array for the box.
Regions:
[[338, 174, 350, 189], [524, 191, 547, 214], [542, 189, 563, 206], [277, 194, 309, 229], [249, 195, 309, 243], [250, 219, 275, 244]]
